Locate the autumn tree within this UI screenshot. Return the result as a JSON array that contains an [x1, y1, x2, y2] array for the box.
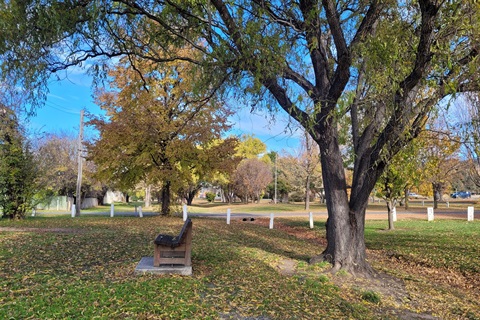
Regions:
[[235, 134, 268, 160], [298, 130, 322, 210], [0, 104, 36, 219], [34, 131, 106, 206], [215, 134, 267, 203], [2, 1, 480, 275], [87, 53, 234, 215], [232, 158, 272, 203], [34, 132, 81, 197]]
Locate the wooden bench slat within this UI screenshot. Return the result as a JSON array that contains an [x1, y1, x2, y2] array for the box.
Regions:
[[153, 218, 192, 267]]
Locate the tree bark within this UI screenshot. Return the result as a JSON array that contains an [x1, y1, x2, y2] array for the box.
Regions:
[[404, 188, 409, 210], [310, 121, 374, 276], [186, 189, 197, 205], [305, 174, 311, 210], [432, 182, 443, 209], [387, 200, 395, 230], [145, 185, 152, 208], [160, 181, 171, 215]]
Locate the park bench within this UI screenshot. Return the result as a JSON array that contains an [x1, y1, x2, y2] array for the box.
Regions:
[[153, 218, 192, 267]]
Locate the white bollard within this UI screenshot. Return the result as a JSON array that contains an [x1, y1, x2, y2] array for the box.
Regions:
[[71, 204, 76, 218], [392, 207, 397, 222], [31, 208, 36, 217], [227, 208, 231, 225], [427, 207, 434, 221], [467, 206, 474, 221], [269, 213, 274, 229], [309, 212, 314, 229], [183, 204, 188, 221], [110, 203, 114, 217], [422, 200, 425, 206], [57, 198, 59, 211], [138, 206, 143, 218], [446, 201, 449, 208]]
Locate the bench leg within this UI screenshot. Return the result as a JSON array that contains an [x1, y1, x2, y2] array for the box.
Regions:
[[154, 244, 161, 267], [184, 231, 192, 266]]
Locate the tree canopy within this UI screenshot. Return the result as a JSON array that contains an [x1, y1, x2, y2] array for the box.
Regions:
[[87, 52, 235, 215], [1, 0, 479, 274]]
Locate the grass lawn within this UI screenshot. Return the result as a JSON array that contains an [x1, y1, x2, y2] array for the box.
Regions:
[[0, 214, 478, 319]]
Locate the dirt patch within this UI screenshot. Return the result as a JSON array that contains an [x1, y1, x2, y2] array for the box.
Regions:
[[0, 227, 83, 234], [276, 258, 297, 276]]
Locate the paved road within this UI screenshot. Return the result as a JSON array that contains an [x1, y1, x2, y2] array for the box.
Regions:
[[33, 206, 479, 220]]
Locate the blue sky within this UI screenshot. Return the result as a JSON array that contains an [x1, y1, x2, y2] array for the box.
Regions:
[[27, 71, 301, 153]]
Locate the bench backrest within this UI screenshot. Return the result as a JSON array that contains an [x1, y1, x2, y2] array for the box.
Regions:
[[176, 218, 192, 244]]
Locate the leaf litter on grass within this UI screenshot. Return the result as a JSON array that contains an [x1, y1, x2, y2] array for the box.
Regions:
[[1, 216, 479, 319]]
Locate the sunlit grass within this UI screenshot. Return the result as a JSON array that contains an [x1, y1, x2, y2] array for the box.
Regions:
[[1, 215, 478, 319]]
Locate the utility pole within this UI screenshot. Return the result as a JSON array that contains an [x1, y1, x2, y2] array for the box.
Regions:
[[274, 152, 277, 204], [75, 109, 84, 217]]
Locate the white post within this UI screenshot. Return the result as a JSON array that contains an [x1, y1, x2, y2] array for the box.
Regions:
[[269, 213, 274, 229], [71, 204, 76, 218], [467, 206, 474, 221], [57, 198, 59, 211], [427, 207, 434, 221], [110, 203, 114, 218], [227, 208, 231, 225], [138, 206, 143, 218], [422, 200, 425, 206], [309, 212, 314, 229], [183, 204, 188, 221], [392, 206, 397, 222], [446, 201, 449, 208], [31, 208, 36, 217]]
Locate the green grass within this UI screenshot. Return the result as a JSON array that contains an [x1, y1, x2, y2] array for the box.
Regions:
[[0, 215, 479, 319], [365, 220, 480, 274]]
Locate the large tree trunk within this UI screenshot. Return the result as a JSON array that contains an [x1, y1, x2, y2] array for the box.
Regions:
[[311, 123, 374, 276], [160, 181, 171, 215]]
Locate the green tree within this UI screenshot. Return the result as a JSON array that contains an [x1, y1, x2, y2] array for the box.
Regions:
[[2, 0, 479, 275], [417, 129, 461, 209], [0, 104, 36, 219], [87, 53, 233, 215], [178, 137, 239, 205], [376, 135, 427, 229]]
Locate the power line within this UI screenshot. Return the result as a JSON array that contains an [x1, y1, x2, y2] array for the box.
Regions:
[[44, 101, 81, 115]]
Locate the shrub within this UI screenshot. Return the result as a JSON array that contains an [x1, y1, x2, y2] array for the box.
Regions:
[[205, 192, 216, 203]]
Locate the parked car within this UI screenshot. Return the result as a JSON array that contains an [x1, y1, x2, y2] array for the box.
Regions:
[[407, 192, 423, 198], [450, 191, 471, 199]]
